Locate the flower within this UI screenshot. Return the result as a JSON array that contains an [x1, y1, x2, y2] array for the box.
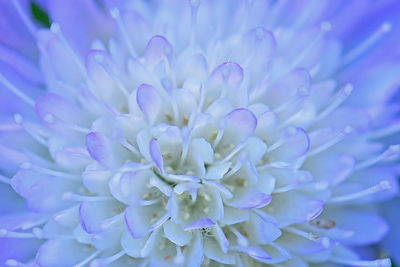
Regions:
[[0, 0, 400, 266]]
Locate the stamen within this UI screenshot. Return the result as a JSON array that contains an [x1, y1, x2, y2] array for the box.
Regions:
[[221, 142, 246, 163], [330, 256, 391, 267], [93, 55, 130, 97], [213, 124, 225, 147], [355, 144, 400, 170], [5, 259, 29, 267], [43, 113, 91, 134], [0, 174, 11, 185], [179, 137, 190, 168], [62, 192, 113, 202], [307, 126, 354, 157], [275, 86, 310, 113], [50, 23, 87, 75], [20, 216, 50, 231], [266, 137, 285, 152], [91, 251, 125, 267], [329, 180, 392, 203], [12, 1, 37, 37], [229, 226, 249, 247], [369, 121, 400, 139], [174, 246, 185, 264], [225, 160, 244, 177], [315, 83, 354, 121], [273, 172, 312, 193], [290, 21, 331, 69], [117, 138, 140, 157], [75, 250, 101, 267], [0, 229, 40, 239], [342, 22, 392, 66], [169, 94, 180, 124], [257, 161, 290, 171], [14, 114, 47, 146], [286, 227, 331, 248], [100, 213, 124, 230], [309, 218, 336, 230], [270, 21, 331, 86], [20, 162, 79, 181], [118, 163, 153, 173], [0, 73, 35, 107], [189, 0, 200, 44], [110, 8, 137, 57]]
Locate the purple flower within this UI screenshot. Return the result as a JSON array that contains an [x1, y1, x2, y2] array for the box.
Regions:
[[0, 0, 399, 266]]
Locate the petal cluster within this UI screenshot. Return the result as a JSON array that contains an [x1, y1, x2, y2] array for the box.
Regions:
[[0, 0, 399, 266]]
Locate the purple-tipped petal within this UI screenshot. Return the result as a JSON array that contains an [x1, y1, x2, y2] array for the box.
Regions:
[[145, 35, 173, 70], [209, 62, 244, 89], [184, 218, 216, 231]]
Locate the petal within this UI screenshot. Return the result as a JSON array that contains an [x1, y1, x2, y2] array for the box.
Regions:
[[36, 239, 96, 267], [0, 237, 41, 265], [35, 93, 88, 134], [263, 68, 311, 109], [233, 27, 276, 82], [220, 206, 249, 225], [81, 163, 112, 195], [202, 180, 233, 199], [184, 218, 215, 231], [265, 192, 324, 227], [86, 132, 129, 168], [278, 231, 332, 255], [248, 213, 282, 244], [47, 0, 111, 55], [145, 35, 173, 70], [244, 137, 267, 164], [149, 139, 164, 175], [125, 204, 168, 238], [25, 177, 76, 213], [227, 190, 271, 210], [0, 212, 44, 231], [304, 154, 356, 185], [235, 246, 271, 262], [221, 108, 257, 146], [268, 127, 310, 162], [121, 230, 158, 258], [79, 201, 121, 234], [326, 209, 389, 245], [189, 138, 214, 164], [136, 83, 163, 124], [205, 162, 232, 180], [204, 237, 236, 264], [212, 224, 230, 253], [208, 62, 244, 89], [185, 233, 204, 267], [163, 220, 192, 246]]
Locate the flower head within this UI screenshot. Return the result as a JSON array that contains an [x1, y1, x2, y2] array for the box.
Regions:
[[0, 0, 400, 266]]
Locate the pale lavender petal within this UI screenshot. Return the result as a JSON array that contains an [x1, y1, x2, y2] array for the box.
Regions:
[[228, 190, 271, 209], [149, 139, 164, 175], [136, 84, 162, 124], [221, 108, 257, 145]]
